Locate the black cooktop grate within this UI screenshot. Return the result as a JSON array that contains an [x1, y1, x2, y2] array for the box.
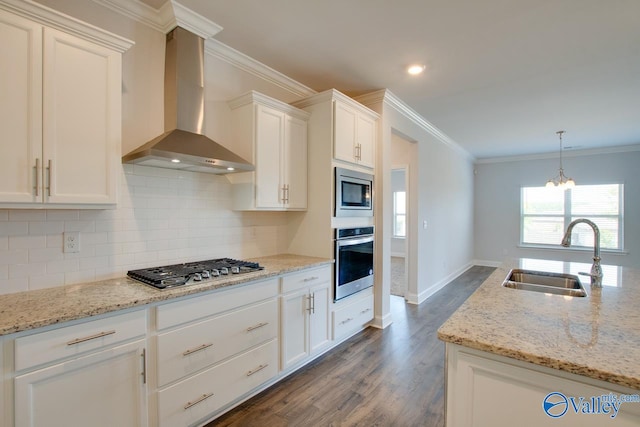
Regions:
[[127, 258, 263, 289]]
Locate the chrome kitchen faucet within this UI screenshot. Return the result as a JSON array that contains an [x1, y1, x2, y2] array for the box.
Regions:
[[561, 218, 603, 287]]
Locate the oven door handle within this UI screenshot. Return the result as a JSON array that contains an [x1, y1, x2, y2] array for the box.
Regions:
[[336, 236, 374, 247]]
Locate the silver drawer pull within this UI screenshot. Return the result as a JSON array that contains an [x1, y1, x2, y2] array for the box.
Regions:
[[66, 330, 116, 346], [360, 308, 372, 314], [303, 276, 319, 282], [246, 322, 269, 332], [340, 318, 354, 325], [184, 393, 214, 410], [246, 364, 269, 377], [182, 343, 213, 356]]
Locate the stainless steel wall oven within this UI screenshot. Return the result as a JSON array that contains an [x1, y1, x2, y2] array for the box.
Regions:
[[334, 226, 374, 301]]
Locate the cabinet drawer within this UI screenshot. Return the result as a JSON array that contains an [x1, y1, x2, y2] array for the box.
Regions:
[[156, 278, 278, 330], [333, 293, 374, 340], [157, 339, 278, 427], [281, 266, 331, 294], [15, 309, 146, 371], [157, 298, 278, 387]]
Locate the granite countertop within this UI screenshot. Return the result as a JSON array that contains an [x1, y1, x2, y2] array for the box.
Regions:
[[0, 254, 332, 337], [438, 258, 640, 390]]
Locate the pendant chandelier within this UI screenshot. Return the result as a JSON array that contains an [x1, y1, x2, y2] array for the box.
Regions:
[[546, 130, 575, 190]]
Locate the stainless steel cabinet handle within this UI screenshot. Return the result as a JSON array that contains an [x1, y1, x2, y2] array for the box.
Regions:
[[340, 317, 354, 325], [246, 364, 269, 377], [184, 393, 214, 410], [303, 276, 319, 282], [360, 308, 372, 314], [141, 348, 147, 384], [66, 330, 116, 346], [311, 292, 315, 314], [46, 159, 52, 197], [306, 294, 312, 313], [246, 322, 269, 332], [285, 184, 290, 203], [182, 343, 213, 356], [33, 158, 40, 196]]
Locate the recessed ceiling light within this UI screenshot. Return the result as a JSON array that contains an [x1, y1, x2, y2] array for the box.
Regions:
[[226, 167, 235, 171], [171, 159, 180, 163], [407, 64, 426, 75]]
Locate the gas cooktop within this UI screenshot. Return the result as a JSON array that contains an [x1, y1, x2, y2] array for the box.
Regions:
[[127, 258, 263, 289]]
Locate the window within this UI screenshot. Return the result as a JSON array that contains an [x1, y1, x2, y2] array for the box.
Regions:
[[393, 191, 406, 237], [521, 184, 623, 250]]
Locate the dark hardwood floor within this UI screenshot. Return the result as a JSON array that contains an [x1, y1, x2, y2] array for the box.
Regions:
[[207, 265, 496, 427]]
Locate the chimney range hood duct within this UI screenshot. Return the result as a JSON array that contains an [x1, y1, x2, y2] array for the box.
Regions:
[[122, 27, 253, 174]]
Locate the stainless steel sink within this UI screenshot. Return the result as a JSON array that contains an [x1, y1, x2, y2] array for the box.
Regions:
[[502, 269, 587, 297]]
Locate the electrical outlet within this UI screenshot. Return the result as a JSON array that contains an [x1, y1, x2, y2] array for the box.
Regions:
[[63, 231, 80, 253]]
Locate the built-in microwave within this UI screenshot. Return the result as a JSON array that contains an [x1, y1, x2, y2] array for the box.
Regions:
[[335, 167, 373, 217]]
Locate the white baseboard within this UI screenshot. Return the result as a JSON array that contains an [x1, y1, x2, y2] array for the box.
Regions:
[[472, 259, 501, 267], [406, 262, 474, 305], [370, 312, 393, 329]]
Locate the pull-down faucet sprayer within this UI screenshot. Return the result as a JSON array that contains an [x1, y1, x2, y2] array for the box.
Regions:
[[561, 218, 602, 287]]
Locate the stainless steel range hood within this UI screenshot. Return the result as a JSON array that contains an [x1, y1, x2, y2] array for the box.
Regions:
[[122, 27, 253, 173]]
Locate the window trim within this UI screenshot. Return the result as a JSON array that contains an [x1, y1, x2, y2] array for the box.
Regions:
[[520, 184, 624, 251], [393, 190, 406, 238]]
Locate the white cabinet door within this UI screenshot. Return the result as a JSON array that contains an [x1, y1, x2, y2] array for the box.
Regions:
[[0, 11, 42, 203], [280, 289, 309, 369], [255, 105, 285, 209], [42, 27, 120, 205], [333, 101, 358, 164], [15, 339, 147, 427], [281, 278, 331, 370], [283, 114, 307, 209], [309, 282, 330, 354], [356, 113, 375, 168], [229, 92, 308, 211]]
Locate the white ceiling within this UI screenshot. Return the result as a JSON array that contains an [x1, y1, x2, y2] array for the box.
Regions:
[[152, 0, 640, 159]]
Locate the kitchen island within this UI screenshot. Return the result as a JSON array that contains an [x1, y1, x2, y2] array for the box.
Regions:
[[438, 258, 640, 426]]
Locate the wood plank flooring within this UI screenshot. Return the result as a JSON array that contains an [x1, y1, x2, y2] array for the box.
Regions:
[[207, 265, 496, 427]]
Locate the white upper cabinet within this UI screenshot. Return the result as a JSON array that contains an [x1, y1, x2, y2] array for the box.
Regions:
[[229, 91, 309, 211], [0, 5, 132, 207], [292, 89, 378, 170], [334, 100, 376, 168]]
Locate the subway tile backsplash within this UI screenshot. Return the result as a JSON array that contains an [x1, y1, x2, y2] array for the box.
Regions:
[[0, 165, 289, 295]]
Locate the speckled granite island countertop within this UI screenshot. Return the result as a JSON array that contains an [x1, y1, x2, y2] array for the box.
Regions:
[[438, 258, 640, 390], [0, 254, 332, 336]]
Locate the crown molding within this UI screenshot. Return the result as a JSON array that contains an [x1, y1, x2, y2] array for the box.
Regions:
[[205, 39, 316, 98], [228, 90, 310, 120], [356, 89, 474, 161], [475, 143, 640, 164], [91, 0, 314, 98], [93, 0, 222, 37], [1, 0, 133, 52]]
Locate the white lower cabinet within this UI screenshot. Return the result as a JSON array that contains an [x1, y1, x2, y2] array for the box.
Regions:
[[280, 267, 331, 370], [332, 292, 374, 341], [446, 344, 640, 427], [11, 309, 147, 427], [157, 339, 277, 427], [14, 338, 147, 427], [153, 280, 280, 426]]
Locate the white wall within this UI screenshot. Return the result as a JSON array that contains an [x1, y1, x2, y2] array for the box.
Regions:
[[0, 1, 307, 295], [474, 149, 640, 268], [360, 91, 475, 311]]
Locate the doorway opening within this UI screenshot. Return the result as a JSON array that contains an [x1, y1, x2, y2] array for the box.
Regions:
[[390, 131, 416, 300]]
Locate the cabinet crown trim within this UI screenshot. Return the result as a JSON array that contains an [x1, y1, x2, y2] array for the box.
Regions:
[[228, 90, 310, 120], [0, 0, 134, 52], [291, 88, 379, 119]]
